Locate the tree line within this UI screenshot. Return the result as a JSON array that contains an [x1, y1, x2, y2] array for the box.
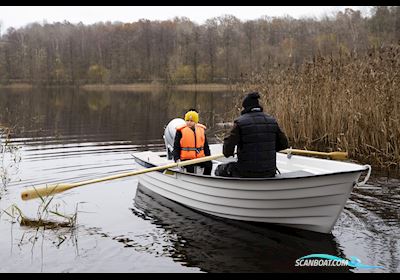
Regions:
[[0, 6, 399, 85]]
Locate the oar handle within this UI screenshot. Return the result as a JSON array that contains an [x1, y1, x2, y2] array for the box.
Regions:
[[280, 149, 348, 160], [178, 153, 224, 166]]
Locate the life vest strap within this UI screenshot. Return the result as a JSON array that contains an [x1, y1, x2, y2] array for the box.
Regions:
[[181, 147, 204, 153]]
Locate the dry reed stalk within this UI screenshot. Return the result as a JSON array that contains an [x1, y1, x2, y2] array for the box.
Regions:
[[237, 43, 400, 170]]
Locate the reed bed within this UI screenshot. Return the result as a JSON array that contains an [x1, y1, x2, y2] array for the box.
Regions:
[[237, 44, 400, 170]]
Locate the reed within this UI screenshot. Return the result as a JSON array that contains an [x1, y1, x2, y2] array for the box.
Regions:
[[1, 125, 21, 194], [237, 44, 400, 170], [1, 195, 78, 230], [1, 200, 79, 253]]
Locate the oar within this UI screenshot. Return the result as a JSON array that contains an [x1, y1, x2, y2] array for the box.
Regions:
[[21, 153, 225, 201], [280, 148, 348, 160]]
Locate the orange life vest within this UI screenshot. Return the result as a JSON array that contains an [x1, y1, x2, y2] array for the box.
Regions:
[[177, 123, 207, 160]]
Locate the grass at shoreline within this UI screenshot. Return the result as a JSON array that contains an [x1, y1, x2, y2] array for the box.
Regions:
[[82, 83, 232, 92], [0, 83, 33, 89], [0, 83, 232, 92]]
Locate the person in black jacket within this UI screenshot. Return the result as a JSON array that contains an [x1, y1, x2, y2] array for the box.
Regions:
[[215, 92, 288, 178]]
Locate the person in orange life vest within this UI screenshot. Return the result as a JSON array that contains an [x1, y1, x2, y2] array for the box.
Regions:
[[172, 109, 212, 175]]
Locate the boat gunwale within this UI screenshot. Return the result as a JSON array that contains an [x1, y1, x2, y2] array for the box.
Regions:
[[133, 154, 367, 181]]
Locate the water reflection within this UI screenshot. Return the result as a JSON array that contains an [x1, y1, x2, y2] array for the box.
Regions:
[[0, 87, 236, 145], [133, 184, 350, 273], [1, 87, 399, 272], [334, 180, 400, 273]]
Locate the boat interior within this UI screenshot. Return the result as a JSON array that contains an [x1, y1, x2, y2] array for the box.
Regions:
[[135, 144, 368, 179]]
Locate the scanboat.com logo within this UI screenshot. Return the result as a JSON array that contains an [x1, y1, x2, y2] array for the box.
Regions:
[[295, 254, 383, 269]]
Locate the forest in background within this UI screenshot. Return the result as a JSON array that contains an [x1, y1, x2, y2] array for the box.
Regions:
[[0, 6, 399, 169], [0, 6, 399, 85]]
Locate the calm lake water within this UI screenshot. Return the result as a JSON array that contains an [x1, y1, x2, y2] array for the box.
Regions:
[[0, 87, 399, 273]]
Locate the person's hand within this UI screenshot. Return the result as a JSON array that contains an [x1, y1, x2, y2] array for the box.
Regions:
[[175, 159, 184, 172]]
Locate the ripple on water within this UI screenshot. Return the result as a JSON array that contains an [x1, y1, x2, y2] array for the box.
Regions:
[[1, 131, 399, 272]]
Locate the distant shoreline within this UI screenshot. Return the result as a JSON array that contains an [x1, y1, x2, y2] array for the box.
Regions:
[[0, 83, 33, 89], [0, 83, 233, 92], [82, 83, 232, 92]]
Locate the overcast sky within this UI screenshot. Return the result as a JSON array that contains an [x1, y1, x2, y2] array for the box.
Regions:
[[0, 6, 372, 32]]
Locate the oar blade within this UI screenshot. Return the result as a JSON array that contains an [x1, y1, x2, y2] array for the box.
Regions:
[[21, 184, 74, 201]]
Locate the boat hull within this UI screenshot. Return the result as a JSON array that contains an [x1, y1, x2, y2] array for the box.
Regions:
[[135, 164, 361, 233]]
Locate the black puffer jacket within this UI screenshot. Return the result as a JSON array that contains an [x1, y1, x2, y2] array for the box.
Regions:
[[223, 108, 288, 177]]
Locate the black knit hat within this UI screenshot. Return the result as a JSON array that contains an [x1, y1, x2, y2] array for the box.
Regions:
[[242, 92, 261, 109]]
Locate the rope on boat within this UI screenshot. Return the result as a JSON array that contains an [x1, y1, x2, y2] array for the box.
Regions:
[[356, 165, 372, 187]]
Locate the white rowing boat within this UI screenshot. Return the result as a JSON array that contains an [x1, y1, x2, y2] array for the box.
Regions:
[[132, 143, 371, 234]]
